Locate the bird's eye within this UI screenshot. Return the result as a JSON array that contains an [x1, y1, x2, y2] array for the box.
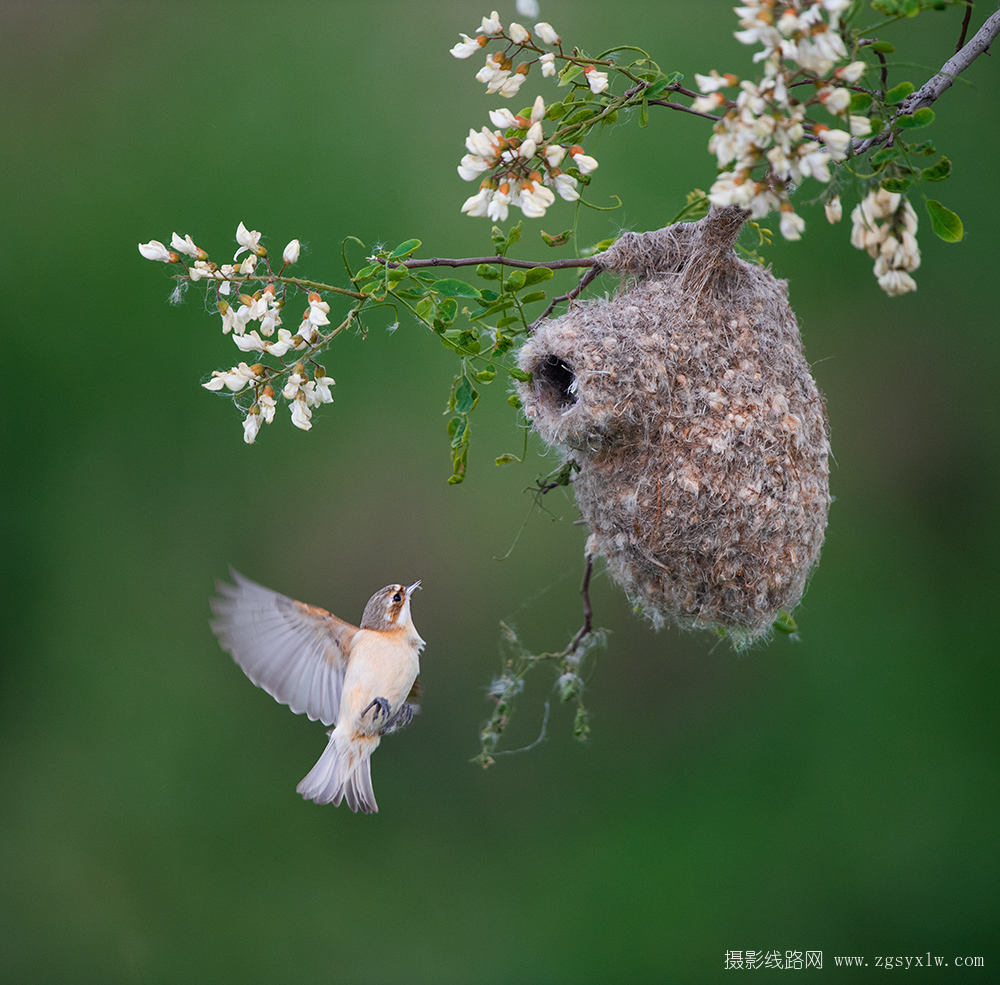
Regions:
[[393, 592, 402, 603]]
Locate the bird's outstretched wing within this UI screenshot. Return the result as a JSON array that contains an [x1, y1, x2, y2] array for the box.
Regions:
[[210, 569, 358, 727]]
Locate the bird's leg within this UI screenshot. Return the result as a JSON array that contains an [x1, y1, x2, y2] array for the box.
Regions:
[[379, 702, 414, 735], [361, 696, 392, 722]]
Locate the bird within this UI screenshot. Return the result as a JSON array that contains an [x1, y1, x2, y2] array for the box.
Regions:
[[210, 570, 424, 813]]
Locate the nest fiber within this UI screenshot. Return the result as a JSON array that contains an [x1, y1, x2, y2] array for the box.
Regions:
[[517, 207, 830, 640]]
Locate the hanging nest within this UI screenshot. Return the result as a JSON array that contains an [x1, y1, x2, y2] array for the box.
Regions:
[[516, 207, 831, 643]]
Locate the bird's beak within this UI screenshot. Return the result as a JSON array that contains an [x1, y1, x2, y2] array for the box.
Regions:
[[405, 580, 422, 597]]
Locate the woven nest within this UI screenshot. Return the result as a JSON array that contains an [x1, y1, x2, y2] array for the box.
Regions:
[[516, 207, 831, 642]]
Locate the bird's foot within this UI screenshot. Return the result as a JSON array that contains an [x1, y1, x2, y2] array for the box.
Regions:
[[380, 702, 414, 735], [362, 696, 392, 722]]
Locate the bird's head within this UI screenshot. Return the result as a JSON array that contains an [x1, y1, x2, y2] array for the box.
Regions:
[[361, 581, 421, 631]]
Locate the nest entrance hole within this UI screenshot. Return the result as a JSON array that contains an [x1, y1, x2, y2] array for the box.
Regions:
[[533, 355, 577, 409]]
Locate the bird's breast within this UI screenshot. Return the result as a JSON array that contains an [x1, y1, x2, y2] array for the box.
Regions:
[[341, 629, 421, 727]]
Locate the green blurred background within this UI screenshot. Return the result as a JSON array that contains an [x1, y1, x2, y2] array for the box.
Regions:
[[3, 1, 997, 981]]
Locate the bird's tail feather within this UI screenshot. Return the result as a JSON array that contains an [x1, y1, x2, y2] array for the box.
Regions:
[[297, 731, 378, 813]]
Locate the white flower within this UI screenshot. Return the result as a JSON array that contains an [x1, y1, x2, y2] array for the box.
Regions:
[[539, 52, 556, 77], [233, 330, 267, 353], [691, 91, 725, 114], [466, 126, 500, 158], [569, 146, 598, 174], [518, 180, 555, 218], [237, 255, 257, 275], [489, 107, 519, 129], [305, 293, 331, 329], [462, 186, 494, 217], [169, 232, 206, 259], [282, 239, 300, 265], [487, 185, 511, 222], [694, 70, 736, 93], [585, 68, 609, 94], [282, 371, 306, 400], [450, 33, 484, 59], [835, 61, 867, 84], [264, 329, 297, 358], [551, 172, 579, 201], [497, 71, 528, 98], [849, 114, 872, 137], [535, 22, 560, 46], [188, 260, 221, 282], [779, 207, 805, 241], [234, 222, 264, 259], [508, 22, 531, 44], [825, 195, 843, 224], [530, 95, 546, 124], [818, 85, 851, 115], [308, 371, 335, 407], [876, 268, 918, 296], [543, 143, 566, 168], [516, 0, 539, 18], [479, 11, 502, 37], [259, 388, 276, 423], [458, 153, 491, 181], [816, 126, 851, 158], [243, 408, 262, 444], [476, 55, 508, 87], [518, 137, 537, 160], [203, 362, 260, 393], [290, 395, 313, 430], [138, 240, 174, 262]]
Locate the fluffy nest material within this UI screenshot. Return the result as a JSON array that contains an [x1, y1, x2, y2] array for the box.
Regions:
[[516, 207, 831, 641]]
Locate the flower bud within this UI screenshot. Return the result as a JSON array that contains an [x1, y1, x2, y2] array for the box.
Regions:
[[282, 239, 300, 265]]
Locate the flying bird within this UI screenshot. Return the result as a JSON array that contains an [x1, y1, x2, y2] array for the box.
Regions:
[[211, 570, 424, 813]]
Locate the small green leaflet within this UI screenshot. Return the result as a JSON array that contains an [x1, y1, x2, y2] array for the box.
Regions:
[[896, 107, 935, 130], [389, 238, 421, 259], [925, 200, 963, 243], [430, 278, 482, 299]]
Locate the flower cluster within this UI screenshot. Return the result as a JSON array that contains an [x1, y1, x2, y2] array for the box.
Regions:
[[138, 224, 337, 442], [457, 95, 598, 221], [849, 189, 920, 296], [696, 0, 870, 240], [451, 12, 602, 221]]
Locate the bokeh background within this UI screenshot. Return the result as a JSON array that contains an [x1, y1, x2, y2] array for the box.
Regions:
[[3, 1, 997, 981]]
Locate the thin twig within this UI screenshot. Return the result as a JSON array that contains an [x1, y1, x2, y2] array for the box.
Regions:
[[853, 9, 1000, 154], [567, 554, 595, 654], [528, 264, 602, 332], [492, 700, 550, 756], [956, 1, 974, 53]]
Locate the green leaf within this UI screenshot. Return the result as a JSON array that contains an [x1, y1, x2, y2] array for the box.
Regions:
[[921, 155, 952, 182], [773, 612, 798, 634], [870, 146, 901, 167], [519, 290, 548, 305], [496, 316, 522, 329], [507, 393, 522, 409], [850, 92, 873, 113], [545, 101, 569, 121], [352, 263, 379, 281], [557, 63, 583, 86], [925, 199, 963, 242], [476, 264, 500, 280], [522, 266, 554, 287], [639, 96, 649, 129], [884, 81, 914, 105], [415, 297, 433, 320], [494, 454, 519, 465], [505, 269, 527, 291], [436, 297, 458, 326], [493, 333, 515, 357], [507, 222, 522, 248], [477, 288, 500, 303], [453, 377, 479, 414], [541, 229, 572, 247], [389, 238, 421, 259], [508, 367, 532, 383], [896, 107, 935, 130], [386, 265, 409, 281], [474, 365, 497, 383], [431, 278, 482, 298], [868, 41, 895, 53], [562, 107, 596, 126], [601, 110, 619, 126], [880, 177, 911, 192], [491, 226, 506, 251], [644, 73, 682, 98], [909, 139, 937, 156]]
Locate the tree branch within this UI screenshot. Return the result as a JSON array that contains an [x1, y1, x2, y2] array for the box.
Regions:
[[385, 254, 595, 271], [854, 9, 1000, 154]]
